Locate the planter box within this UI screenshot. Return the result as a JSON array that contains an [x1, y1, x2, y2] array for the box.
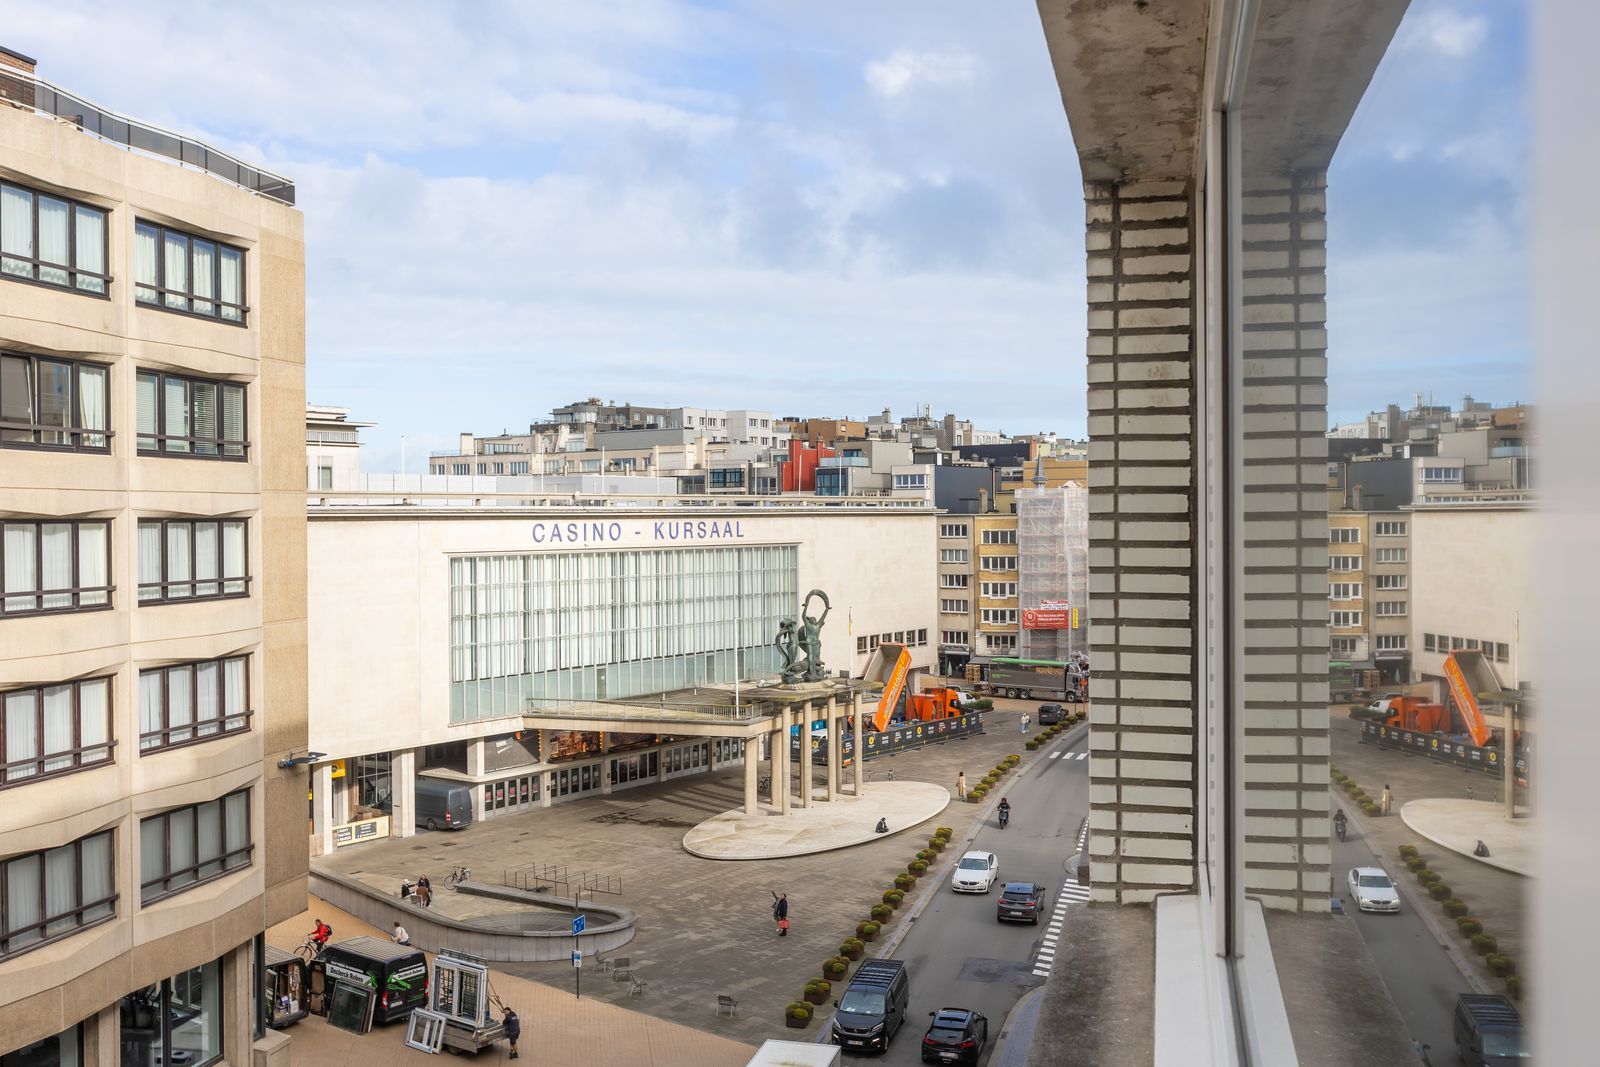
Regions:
[[786, 1015, 810, 1028]]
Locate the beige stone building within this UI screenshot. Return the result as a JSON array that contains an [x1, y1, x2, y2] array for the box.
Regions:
[[0, 49, 307, 1064]]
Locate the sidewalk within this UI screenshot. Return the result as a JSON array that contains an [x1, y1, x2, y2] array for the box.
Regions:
[[267, 896, 754, 1067], [315, 703, 1041, 1046], [1329, 708, 1530, 973]]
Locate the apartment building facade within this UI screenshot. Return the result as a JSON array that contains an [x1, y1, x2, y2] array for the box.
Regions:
[[0, 50, 307, 1064]]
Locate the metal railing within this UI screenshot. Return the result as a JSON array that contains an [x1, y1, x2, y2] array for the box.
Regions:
[[0, 68, 294, 204], [526, 696, 770, 723]]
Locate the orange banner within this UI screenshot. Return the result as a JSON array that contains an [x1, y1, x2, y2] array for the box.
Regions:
[[874, 648, 912, 731]]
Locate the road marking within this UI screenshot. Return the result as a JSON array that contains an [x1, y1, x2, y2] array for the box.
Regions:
[[1033, 968, 1051, 977], [1048, 752, 1061, 760], [1075, 751, 1088, 760]]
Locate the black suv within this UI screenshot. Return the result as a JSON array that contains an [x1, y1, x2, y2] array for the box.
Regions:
[[1037, 703, 1065, 725], [831, 959, 909, 1052], [921, 1008, 989, 1065], [996, 882, 1048, 924], [1453, 994, 1527, 1065]]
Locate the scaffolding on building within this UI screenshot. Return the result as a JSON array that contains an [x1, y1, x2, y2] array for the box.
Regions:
[[1016, 477, 1088, 661]]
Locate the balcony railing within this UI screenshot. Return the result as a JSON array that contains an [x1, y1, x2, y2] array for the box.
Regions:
[[0, 68, 295, 204]]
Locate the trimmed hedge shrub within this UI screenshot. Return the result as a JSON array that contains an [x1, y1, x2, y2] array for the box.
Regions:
[[1487, 955, 1516, 978], [883, 889, 905, 907], [908, 860, 928, 877], [893, 873, 915, 891], [822, 958, 848, 979], [1443, 898, 1469, 919], [787, 1002, 813, 1023], [870, 904, 893, 922], [927, 838, 946, 852], [1505, 975, 1523, 1000], [1429, 883, 1452, 901], [969, 787, 988, 800], [1406, 855, 1427, 873], [1415, 869, 1438, 885], [1361, 801, 1380, 816], [934, 826, 954, 839], [1470, 934, 1499, 956], [1025, 740, 1040, 751], [1457, 917, 1483, 938]]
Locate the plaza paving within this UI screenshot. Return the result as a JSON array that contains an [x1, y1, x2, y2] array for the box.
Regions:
[[681, 780, 951, 859], [315, 700, 1057, 1047]]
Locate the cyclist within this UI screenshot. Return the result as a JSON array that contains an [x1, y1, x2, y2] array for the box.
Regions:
[[1333, 808, 1347, 842], [998, 797, 1011, 829], [309, 918, 332, 949]]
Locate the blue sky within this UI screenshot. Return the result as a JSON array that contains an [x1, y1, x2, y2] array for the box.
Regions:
[[12, 0, 1526, 469]]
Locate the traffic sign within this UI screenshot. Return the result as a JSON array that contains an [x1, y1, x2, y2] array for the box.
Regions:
[[572, 951, 582, 968], [572, 914, 586, 935]]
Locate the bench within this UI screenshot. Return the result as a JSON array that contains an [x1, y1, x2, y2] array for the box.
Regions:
[[716, 994, 738, 1017], [610, 957, 632, 981]]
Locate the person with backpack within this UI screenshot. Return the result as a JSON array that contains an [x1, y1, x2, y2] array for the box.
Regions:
[[503, 1007, 521, 1059], [309, 918, 332, 949]]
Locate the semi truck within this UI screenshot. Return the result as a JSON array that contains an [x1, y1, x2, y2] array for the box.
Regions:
[[964, 657, 1085, 702]]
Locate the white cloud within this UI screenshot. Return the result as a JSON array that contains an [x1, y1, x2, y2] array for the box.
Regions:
[[864, 49, 978, 98], [1400, 8, 1489, 58]]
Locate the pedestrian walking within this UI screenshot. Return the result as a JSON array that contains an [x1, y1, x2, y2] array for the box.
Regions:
[[1380, 784, 1393, 816], [503, 1008, 521, 1059], [956, 771, 967, 799], [772, 891, 789, 936], [416, 874, 432, 908], [1021, 713, 1030, 735]]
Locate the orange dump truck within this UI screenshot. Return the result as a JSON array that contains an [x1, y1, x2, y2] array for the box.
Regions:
[[906, 687, 975, 722], [1374, 695, 1449, 734]]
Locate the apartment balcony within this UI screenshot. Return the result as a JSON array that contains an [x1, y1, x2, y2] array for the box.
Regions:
[[819, 455, 869, 468]]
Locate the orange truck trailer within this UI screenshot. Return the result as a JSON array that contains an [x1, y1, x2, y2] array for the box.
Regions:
[[906, 687, 976, 722]]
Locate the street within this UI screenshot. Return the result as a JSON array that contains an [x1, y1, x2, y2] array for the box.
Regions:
[[1332, 817, 1467, 1060], [840, 719, 1091, 1066]]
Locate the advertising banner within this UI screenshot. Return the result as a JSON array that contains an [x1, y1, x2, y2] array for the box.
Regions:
[[1022, 608, 1071, 630], [1361, 721, 1529, 779], [793, 713, 985, 764]]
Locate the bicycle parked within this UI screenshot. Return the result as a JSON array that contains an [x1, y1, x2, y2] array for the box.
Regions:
[[446, 865, 472, 890]]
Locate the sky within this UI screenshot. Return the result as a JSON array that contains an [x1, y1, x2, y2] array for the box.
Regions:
[[11, 0, 1526, 471]]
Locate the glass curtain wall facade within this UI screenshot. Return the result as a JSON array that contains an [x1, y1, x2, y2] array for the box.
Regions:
[[450, 544, 798, 721]]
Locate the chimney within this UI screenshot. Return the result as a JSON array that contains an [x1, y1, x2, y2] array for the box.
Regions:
[[0, 46, 38, 110], [1033, 455, 1047, 488]]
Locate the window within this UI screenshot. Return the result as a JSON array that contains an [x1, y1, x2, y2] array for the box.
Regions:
[[139, 790, 251, 903], [985, 633, 1017, 653], [709, 468, 745, 487], [1495, 642, 1510, 663], [893, 472, 927, 489], [0, 830, 115, 960], [137, 519, 249, 603], [1329, 527, 1360, 543], [1465, 638, 1479, 650], [941, 574, 970, 589], [1451, 636, 1465, 650], [916, 628, 928, 646], [138, 656, 250, 753], [492, 462, 503, 474], [1330, 637, 1358, 657], [1374, 601, 1407, 616], [0, 353, 110, 451], [510, 461, 529, 475], [1375, 548, 1407, 564], [0, 181, 109, 295], [134, 221, 245, 323], [1, 1022, 83, 1066], [477, 462, 489, 474], [1424, 633, 1437, 653], [1420, 466, 1461, 483], [941, 630, 969, 646], [1376, 634, 1408, 651], [940, 523, 969, 538], [0, 677, 113, 787], [1, 520, 112, 617], [119, 960, 224, 1067], [981, 529, 1017, 545], [981, 556, 1018, 571], [981, 581, 1018, 598], [1329, 555, 1360, 572], [1328, 582, 1362, 600], [315, 465, 333, 490], [981, 608, 1018, 625], [1374, 574, 1407, 590], [940, 549, 969, 564], [1374, 521, 1407, 536], [135, 371, 246, 459], [856, 636, 868, 654], [940, 598, 969, 614], [1329, 610, 1362, 629], [452, 463, 469, 475]]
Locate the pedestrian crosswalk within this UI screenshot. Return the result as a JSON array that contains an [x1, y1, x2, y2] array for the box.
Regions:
[[1031, 875, 1090, 978], [1047, 750, 1090, 761]]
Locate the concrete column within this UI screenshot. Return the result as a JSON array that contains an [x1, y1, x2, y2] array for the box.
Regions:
[[222, 942, 253, 1067], [600, 733, 613, 795], [744, 738, 760, 815], [540, 770, 553, 808], [466, 738, 485, 776], [776, 710, 791, 815], [87, 1004, 117, 1067], [391, 748, 417, 839], [826, 698, 840, 802], [852, 692, 865, 797], [798, 705, 813, 809], [312, 762, 335, 855]]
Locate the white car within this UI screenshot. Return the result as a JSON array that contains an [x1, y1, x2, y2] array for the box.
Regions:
[[1347, 866, 1401, 913], [952, 851, 999, 893]]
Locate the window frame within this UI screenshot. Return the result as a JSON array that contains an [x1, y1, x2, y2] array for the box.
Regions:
[[0, 830, 117, 961], [1376, 634, 1408, 651], [1328, 527, 1360, 543], [0, 676, 116, 788], [138, 655, 253, 754], [1374, 601, 1407, 617], [0, 180, 112, 297], [0, 519, 114, 618], [136, 518, 251, 604], [1374, 547, 1407, 564], [0, 351, 113, 452], [941, 573, 970, 589], [1374, 521, 1407, 537], [939, 523, 969, 539], [981, 555, 1018, 571], [133, 220, 247, 325], [1328, 610, 1363, 629], [139, 789, 252, 904], [1329, 555, 1361, 572], [135, 370, 249, 460]]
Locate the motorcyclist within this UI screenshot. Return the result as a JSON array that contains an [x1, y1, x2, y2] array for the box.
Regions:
[[998, 797, 1011, 828], [1333, 808, 1347, 842]]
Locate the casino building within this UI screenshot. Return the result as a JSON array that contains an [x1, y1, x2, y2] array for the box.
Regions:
[[305, 494, 938, 849]]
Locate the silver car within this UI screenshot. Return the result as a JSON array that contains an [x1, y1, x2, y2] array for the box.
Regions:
[[951, 851, 998, 893], [1347, 866, 1401, 913]]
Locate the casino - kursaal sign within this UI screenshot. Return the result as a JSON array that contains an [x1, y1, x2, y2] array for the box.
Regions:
[[530, 519, 749, 545]]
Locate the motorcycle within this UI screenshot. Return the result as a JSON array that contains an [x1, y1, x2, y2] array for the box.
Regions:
[[998, 805, 1011, 829], [1334, 814, 1347, 842]]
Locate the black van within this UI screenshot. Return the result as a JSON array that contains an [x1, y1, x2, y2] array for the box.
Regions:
[[1452, 994, 1528, 1066], [414, 778, 474, 831], [832, 959, 910, 1052], [316, 936, 430, 1023]]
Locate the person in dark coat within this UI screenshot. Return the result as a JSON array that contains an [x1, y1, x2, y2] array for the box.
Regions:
[[503, 1008, 521, 1059], [773, 892, 789, 935]]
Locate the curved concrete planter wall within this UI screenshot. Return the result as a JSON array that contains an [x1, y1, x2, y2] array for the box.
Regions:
[[310, 869, 636, 962]]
